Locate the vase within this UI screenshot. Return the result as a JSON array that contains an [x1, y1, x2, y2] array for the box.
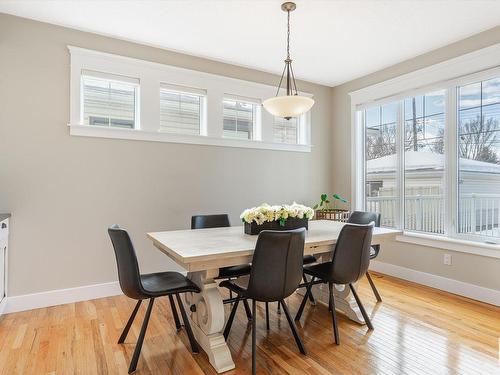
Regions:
[[244, 217, 308, 235]]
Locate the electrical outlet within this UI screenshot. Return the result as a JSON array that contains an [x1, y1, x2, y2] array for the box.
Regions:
[[443, 253, 452, 266]]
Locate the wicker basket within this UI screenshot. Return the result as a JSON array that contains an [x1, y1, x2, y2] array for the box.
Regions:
[[314, 209, 350, 222]]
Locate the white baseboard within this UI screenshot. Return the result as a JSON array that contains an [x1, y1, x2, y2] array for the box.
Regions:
[[370, 260, 500, 307], [0, 298, 7, 315], [1, 264, 498, 315], [1, 281, 122, 315]]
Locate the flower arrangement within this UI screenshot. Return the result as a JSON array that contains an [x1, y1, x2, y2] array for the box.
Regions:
[[240, 203, 314, 235]]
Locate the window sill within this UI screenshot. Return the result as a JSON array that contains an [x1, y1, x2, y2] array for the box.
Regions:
[[68, 124, 312, 152], [396, 232, 500, 259]]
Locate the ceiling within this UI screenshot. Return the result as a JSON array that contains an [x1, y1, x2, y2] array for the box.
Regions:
[[1, 0, 500, 87]]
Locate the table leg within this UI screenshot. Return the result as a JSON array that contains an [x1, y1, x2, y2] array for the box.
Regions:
[[183, 270, 235, 373]]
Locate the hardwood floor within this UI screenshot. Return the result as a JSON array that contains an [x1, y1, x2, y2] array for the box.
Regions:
[[0, 272, 499, 375]]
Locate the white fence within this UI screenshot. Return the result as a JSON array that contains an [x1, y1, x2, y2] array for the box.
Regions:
[[366, 193, 500, 238]]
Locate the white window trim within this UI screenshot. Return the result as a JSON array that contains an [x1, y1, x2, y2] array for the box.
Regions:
[[68, 46, 313, 152], [350, 43, 500, 254]]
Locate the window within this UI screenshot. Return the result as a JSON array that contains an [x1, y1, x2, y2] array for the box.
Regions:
[[81, 72, 138, 129], [404, 91, 445, 234], [364, 102, 399, 228], [274, 116, 298, 144], [356, 68, 500, 244], [70, 47, 312, 152], [457, 77, 500, 239], [362, 91, 446, 232], [223, 98, 258, 140], [160, 84, 205, 135]]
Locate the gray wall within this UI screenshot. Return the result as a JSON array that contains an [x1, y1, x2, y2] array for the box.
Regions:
[[331, 26, 500, 291], [0, 14, 332, 296]]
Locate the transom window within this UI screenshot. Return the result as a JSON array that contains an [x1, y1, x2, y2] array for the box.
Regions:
[[273, 116, 298, 144], [222, 98, 258, 140], [70, 47, 312, 152], [81, 71, 138, 129], [159, 84, 206, 135]]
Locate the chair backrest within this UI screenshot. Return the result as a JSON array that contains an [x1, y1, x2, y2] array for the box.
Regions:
[[108, 225, 144, 300], [191, 214, 230, 229], [246, 228, 305, 302], [348, 211, 381, 227], [330, 223, 374, 284]]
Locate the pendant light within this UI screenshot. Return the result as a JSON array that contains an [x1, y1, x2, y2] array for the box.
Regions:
[[263, 2, 314, 120]]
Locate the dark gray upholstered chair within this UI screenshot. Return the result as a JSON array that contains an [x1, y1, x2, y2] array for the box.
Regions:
[[221, 229, 307, 375], [295, 223, 375, 344], [191, 214, 253, 321], [108, 225, 200, 374], [348, 211, 382, 302]]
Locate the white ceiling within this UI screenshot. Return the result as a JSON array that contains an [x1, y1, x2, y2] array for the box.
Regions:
[[1, 0, 500, 86]]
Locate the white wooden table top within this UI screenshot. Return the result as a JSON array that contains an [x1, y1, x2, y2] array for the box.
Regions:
[[148, 220, 400, 271]]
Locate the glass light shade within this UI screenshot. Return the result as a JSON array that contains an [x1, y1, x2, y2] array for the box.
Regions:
[[262, 95, 314, 118]]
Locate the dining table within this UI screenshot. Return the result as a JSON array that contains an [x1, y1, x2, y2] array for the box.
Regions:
[[147, 219, 400, 373]]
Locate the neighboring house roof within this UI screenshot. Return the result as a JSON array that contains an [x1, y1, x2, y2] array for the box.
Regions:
[[367, 151, 500, 175]]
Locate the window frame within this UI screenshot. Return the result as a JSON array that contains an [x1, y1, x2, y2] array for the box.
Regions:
[[273, 115, 301, 144], [350, 43, 500, 250], [80, 70, 140, 130], [222, 95, 261, 141], [68, 46, 313, 152], [159, 83, 207, 136]]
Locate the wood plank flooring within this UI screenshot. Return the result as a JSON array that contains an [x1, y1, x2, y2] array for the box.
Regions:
[[0, 272, 499, 375]]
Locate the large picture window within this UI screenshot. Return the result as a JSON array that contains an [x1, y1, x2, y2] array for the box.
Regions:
[[357, 73, 500, 244]]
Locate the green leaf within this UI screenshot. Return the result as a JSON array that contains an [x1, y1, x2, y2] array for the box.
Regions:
[[333, 194, 348, 203], [313, 204, 318, 209], [279, 217, 286, 226], [321, 194, 328, 201]]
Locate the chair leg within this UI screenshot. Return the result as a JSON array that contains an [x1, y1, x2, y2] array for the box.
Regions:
[[128, 298, 154, 374], [280, 300, 307, 355], [223, 299, 240, 340], [243, 299, 253, 322], [251, 300, 257, 375], [168, 294, 182, 331], [175, 294, 199, 353], [294, 277, 315, 321], [277, 301, 281, 314], [328, 283, 340, 345], [366, 271, 382, 302], [303, 273, 316, 305], [265, 302, 270, 330], [118, 300, 142, 344], [349, 283, 374, 330]]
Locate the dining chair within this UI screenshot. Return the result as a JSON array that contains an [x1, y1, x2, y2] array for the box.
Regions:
[[277, 253, 317, 314], [108, 225, 200, 374], [295, 223, 375, 345], [191, 214, 253, 321], [221, 228, 307, 375], [348, 211, 382, 302]]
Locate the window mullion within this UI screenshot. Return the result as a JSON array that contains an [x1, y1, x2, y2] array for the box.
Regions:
[[445, 87, 458, 238], [397, 100, 405, 230]]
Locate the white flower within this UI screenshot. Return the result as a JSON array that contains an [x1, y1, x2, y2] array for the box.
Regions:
[[240, 202, 314, 225]]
